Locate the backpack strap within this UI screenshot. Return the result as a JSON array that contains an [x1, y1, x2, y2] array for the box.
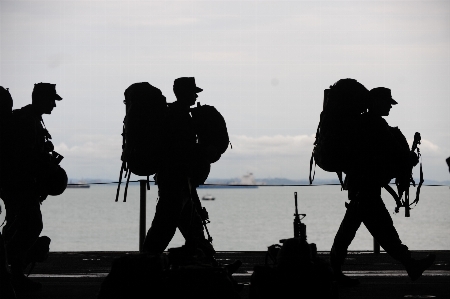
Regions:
[[309, 120, 322, 185], [123, 168, 130, 202], [115, 161, 125, 202], [384, 184, 402, 213], [116, 123, 127, 202], [336, 172, 344, 190], [309, 151, 316, 185], [411, 154, 423, 207]]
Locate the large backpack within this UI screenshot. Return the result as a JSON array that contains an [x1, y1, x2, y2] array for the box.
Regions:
[[190, 103, 230, 164], [309, 79, 370, 185], [0, 86, 13, 201], [115, 82, 167, 202]]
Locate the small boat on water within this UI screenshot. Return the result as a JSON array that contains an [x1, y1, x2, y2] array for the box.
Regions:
[[202, 194, 215, 200]]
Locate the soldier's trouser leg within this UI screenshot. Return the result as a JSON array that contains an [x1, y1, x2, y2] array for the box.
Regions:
[[4, 200, 43, 274], [330, 195, 363, 271], [361, 193, 411, 263], [177, 195, 209, 250], [143, 177, 190, 254]]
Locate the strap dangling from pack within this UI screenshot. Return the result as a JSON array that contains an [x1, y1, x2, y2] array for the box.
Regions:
[[146, 175, 150, 190], [123, 173, 131, 202], [115, 161, 125, 202], [412, 157, 424, 206], [336, 172, 344, 191], [309, 151, 316, 184], [384, 184, 402, 213], [309, 121, 321, 185]]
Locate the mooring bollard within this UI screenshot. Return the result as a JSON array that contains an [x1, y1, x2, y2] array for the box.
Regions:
[[373, 237, 380, 254], [139, 180, 147, 252]]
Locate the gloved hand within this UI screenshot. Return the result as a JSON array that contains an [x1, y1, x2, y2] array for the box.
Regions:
[[409, 151, 419, 167]]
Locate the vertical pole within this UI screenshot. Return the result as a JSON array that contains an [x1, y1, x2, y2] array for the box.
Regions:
[[373, 237, 380, 254], [139, 180, 146, 252]]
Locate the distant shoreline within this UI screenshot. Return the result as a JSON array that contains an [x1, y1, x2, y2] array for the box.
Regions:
[[67, 178, 450, 186]]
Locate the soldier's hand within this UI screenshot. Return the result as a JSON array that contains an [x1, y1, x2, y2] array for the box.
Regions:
[[200, 207, 209, 221], [205, 144, 220, 163], [409, 152, 419, 167]]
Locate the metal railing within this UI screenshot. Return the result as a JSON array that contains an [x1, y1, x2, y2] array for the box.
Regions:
[[133, 180, 386, 254], [73, 180, 448, 253]]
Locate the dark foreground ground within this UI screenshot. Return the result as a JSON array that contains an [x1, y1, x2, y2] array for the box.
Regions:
[[13, 250, 450, 299]]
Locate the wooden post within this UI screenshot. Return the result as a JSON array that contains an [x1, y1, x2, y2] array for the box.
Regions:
[[373, 237, 380, 254], [139, 180, 146, 252]]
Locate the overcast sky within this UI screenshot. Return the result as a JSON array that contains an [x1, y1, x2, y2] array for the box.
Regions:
[[1, 0, 449, 182]]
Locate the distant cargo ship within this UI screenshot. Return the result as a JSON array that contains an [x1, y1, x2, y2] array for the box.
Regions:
[[199, 173, 259, 188], [67, 180, 90, 188]]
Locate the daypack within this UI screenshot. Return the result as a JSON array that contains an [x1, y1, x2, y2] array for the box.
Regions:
[[190, 103, 230, 164], [309, 79, 370, 185], [116, 82, 167, 202], [250, 238, 336, 299]]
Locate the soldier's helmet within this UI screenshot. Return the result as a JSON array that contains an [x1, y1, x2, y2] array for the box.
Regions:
[[32, 83, 63, 102], [369, 87, 398, 105], [173, 77, 203, 94]]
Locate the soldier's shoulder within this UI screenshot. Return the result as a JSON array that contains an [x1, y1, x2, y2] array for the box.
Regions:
[[12, 104, 34, 118], [362, 113, 389, 127]]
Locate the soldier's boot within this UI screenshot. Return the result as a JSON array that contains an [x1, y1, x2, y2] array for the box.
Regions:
[[405, 254, 436, 281], [9, 255, 42, 292], [196, 238, 217, 265], [0, 232, 16, 299], [23, 236, 51, 276], [331, 264, 360, 287]]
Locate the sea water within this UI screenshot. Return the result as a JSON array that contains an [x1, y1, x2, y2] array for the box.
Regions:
[[1, 185, 448, 252]]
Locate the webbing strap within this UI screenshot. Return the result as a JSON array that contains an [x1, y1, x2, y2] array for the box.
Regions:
[[336, 172, 344, 190], [123, 172, 131, 202], [384, 184, 402, 213], [309, 151, 316, 184], [309, 121, 321, 185], [115, 161, 125, 202], [412, 159, 424, 206]]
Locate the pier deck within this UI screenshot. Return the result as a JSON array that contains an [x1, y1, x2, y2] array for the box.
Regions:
[[14, 250, 450, 299]]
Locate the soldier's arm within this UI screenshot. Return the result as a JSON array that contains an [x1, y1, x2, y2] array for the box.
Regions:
[[10, 115, 41, 169]]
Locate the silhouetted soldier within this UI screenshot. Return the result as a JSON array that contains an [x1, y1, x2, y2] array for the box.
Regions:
[[0, 87, 16, 298], [1, 83, 61, 291], [143, 77, 215, 261], [0, 87, 13, 189], [330, 87, 435, 286]]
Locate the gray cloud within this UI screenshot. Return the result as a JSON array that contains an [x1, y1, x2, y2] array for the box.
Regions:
[[2, 1, 449, 181]]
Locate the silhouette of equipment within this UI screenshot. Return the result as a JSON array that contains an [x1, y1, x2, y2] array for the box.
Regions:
[[191, 102, 231, 164], [115, 82, 167, 202], [191, 190, 213, 244], [309, 79, 370, 185], [41, 152, 67, 196], [388, 131, 423, 217], [293, 192, 306, 241], [251, 192, 335, 299]]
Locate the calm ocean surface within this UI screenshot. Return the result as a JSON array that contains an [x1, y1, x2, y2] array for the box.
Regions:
[[2, 185, 448, 252]]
